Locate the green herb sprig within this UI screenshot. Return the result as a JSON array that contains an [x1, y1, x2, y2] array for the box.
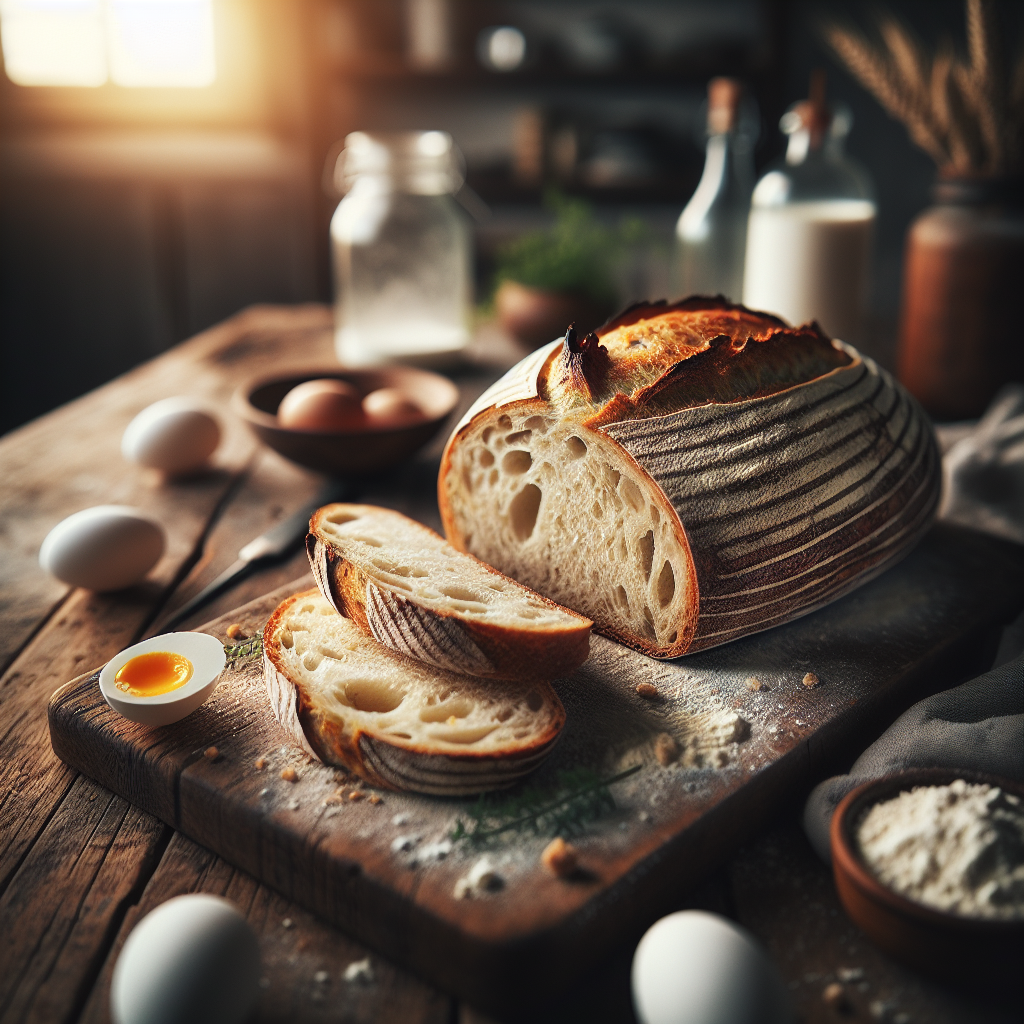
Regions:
[[450, 763, 642, 846], [224, 634, 263, 667]]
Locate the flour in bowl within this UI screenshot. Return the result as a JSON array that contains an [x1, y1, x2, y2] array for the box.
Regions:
[[856, 779, 1024, 919]]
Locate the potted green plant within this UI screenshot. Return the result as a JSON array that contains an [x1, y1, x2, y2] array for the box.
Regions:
[[492, 193, 625, 350]]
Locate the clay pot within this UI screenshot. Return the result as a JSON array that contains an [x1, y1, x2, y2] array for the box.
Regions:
[[897, 176, 1024, 420], [495, 280, 614, 351]]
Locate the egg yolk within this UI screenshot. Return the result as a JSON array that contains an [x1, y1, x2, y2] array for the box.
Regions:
[[115, 651, 193, 697]]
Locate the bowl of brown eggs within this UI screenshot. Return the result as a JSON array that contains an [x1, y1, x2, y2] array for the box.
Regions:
[[232, 367, 460, 475]]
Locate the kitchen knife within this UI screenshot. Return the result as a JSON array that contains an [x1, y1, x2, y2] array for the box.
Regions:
[[156, 479, 354, 632]]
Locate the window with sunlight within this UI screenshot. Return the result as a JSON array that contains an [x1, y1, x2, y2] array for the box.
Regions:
[[0, 0, 216, 87]]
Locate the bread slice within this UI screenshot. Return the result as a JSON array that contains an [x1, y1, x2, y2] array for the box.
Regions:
[[439, 298, 940, 658], [306, 503, 591, 680], [263, 590, 566, 794]]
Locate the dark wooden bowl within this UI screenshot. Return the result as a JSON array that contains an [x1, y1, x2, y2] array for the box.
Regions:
[[831, 768, 1024, 992], [232, 367, 460, 475]]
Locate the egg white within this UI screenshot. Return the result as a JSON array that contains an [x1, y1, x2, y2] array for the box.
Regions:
[[99, 632, 227, 726]]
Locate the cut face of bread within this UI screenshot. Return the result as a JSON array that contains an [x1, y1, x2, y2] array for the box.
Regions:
[[439, 299, 940, 658], [263, 590, 566, 794], [307, 503, 591, 680]]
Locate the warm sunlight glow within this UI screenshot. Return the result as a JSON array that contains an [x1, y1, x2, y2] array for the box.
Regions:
[[0, 0, 216, 87]]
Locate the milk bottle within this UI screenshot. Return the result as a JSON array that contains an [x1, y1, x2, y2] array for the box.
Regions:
[[742, 74, 875, 345]]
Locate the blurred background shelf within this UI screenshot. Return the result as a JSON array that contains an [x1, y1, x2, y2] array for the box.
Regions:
[[1, 0, 1010, 436]]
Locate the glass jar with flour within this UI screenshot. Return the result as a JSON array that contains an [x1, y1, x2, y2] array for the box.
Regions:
[[331, 131, 472, 366], [742, 74, 875, 345]]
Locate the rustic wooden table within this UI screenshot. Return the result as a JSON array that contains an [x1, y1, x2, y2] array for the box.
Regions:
[[0, 305, 1018, 1024]]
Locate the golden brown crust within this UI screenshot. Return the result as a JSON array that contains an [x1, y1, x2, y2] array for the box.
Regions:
[[542, 298, 852, 425], [307, 506, 591, 681], [263, 590, 568, 794]]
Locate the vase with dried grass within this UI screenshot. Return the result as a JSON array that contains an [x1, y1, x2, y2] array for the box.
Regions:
[[826, 0, 1024, 420]]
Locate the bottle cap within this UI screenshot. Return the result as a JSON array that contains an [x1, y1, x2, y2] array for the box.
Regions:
[[707, 77, 743, 134]]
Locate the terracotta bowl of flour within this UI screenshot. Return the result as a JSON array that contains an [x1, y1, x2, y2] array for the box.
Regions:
[[831, 768, 1024, 992]]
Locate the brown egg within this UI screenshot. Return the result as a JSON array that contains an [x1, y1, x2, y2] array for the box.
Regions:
[[278, 379, 365, 431], [362, 387, 427, 428]]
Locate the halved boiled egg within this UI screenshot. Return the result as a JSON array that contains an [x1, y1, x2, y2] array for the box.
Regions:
[[99, 632, 226, 726]]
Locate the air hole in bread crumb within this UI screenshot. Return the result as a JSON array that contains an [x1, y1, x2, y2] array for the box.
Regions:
[[489, 469, 499, 486], [650, 505, 661, 525], [389, 732, 412, 739], [657, 561, 675, 608], [497, 415, 513, 430], [281, 631, 294, 649], [506, 430, 532, 446], [502, 450, 532, 475], [303, 652, 322, 671], [326, 511, 359, 525], [495, 707, 513, 722], [439, 585, 484, 603], [340, 680, 405, 713], [432, 724, 497, 744], [524, 416, 548, 432], [621, 478, 644, 512], [638, 531, 655, 580], [526, 690, 543, 712], [614, 585, 629, 611], [481, 427, 494, 443], [642, 605, 656, 639], [419, 698, 474, 722], [593, 501, 604, 518], [565, 436, 587, 459], [509, 484, 542, 541], [300, 604, 315, 614], [478, 448, 494, 467]]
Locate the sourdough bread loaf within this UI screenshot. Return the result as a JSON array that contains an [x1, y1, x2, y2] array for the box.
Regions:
[[307, 503, 591, 680], [438, 298, 940, 658], [263, 590, 566, 794]]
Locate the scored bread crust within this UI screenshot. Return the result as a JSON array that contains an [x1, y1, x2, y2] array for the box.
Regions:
[[438, 298, 940, 659], [263, 590, 566, 795], [307, 503, 591, 681]]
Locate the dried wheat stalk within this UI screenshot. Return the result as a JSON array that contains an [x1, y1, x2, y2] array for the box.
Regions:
[[825, 0, 1024, 175]]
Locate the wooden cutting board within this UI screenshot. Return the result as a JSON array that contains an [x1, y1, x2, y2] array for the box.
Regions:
[[48, 524, 1023, 1014]]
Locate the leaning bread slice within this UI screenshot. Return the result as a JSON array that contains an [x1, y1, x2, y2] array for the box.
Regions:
[[263, 590, 565, 795], [306, 503, 591, 680]]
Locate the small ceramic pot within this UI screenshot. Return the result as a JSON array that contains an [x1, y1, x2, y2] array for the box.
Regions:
[[897, 175, 1024, 420], [232, 367, 459, 476], [495, 280, 613, 351], [831, 767, 1024, 993]]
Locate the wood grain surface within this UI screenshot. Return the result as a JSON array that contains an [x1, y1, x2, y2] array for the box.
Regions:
[[2, 304, 1020, 1024], [48, 525, 1024, 1013]]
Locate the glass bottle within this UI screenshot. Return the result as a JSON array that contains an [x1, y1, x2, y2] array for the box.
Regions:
[[331, 131, 472, 366], [742, 72, 876, 345], [674, 77, 755, 301]]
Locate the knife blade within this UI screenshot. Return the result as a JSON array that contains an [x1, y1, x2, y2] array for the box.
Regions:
[[156, 478, 354, 633]]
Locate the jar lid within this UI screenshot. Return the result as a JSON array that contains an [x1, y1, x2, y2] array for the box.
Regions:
[[334, 131, 465, 196]]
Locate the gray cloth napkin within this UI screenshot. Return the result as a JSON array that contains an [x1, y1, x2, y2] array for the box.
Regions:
[[802, 385, 1024, 862]]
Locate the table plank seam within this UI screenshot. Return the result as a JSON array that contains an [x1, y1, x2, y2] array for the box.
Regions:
[[0, 589, 73, 688]]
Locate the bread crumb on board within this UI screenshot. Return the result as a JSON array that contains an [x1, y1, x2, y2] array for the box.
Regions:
[[226, 623, 247, 639], [802, 672, 821, 688], [541, 837, 578, 878], [349, 790, 365, 802], [746, 676, 768, 692], [203, 746, 220, 761], [280, 766, 298, 782], [654, 733, 679, 766], [254, 757, 267, 770], [635, 682, 659, 699]]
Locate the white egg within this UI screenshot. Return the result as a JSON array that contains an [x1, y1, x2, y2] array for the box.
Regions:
[[99, 632, 227, 726], [122, 397, 221, 475], [39, 506, 165, 591], [631, 911, 792, 1024], [111, 894, 260, 1024]]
